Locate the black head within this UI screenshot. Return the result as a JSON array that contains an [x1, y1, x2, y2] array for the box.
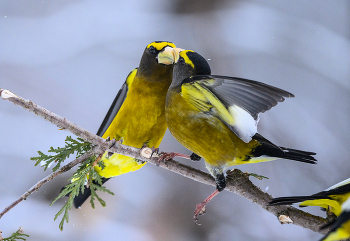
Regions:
[[137, 41, 177, 78], [172, 50, 211, 86]]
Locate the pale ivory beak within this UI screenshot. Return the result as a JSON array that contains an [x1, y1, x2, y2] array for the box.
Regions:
[[172, 48, 183, 63], [157, 47, 184, 65]]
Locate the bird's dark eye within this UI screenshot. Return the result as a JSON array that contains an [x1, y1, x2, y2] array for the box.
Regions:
[[179, 57, 185, 65], [149, 46, 157, 54]]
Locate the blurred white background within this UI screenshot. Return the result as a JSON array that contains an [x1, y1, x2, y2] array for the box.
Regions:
[[1, 0, 349, 240]]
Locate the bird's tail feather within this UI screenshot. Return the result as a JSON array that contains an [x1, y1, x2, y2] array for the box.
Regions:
[[252, 133, 317, 164], [269, 195, 326, 206], [278, 147, 317, 164]]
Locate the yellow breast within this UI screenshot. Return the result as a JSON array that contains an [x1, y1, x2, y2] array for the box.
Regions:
[[166, 88, 258, 168], [96, 76, 170, 178]]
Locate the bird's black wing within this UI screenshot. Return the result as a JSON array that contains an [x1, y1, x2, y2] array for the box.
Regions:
[[96, 68, 137, 136], [199, 75, 294, 120], [182, 75, 294, 143], [72, 68, 137, 208]]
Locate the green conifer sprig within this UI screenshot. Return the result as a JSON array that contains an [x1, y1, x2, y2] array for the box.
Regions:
[[31, 136, 114, 231], [30, 136, 91, 171], [50, 155, 114, 230], [249, 173, 269, 180], [2, 227, 29, 241], [88, 168, 114, 209]]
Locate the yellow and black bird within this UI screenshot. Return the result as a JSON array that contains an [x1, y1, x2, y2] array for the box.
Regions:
[[269, 178, 350, 216], [165, 49, 317, 222], [320, 197, 350, 241], [73, 41, 178, 208]]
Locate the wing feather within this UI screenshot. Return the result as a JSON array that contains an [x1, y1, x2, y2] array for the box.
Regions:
[[96, 69, 137, 136], [181, 75, 294, 143]]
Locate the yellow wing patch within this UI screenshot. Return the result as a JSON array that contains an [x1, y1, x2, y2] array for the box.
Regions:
[[147, 41, 176, 51], [181, 79, 257, 143], [181, 81, 234, 125], [179, 50, 195, 68], [181, 83, 211, 112]]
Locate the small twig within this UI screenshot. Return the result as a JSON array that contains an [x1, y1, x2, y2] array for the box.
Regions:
[[0, 88, 328, 234], [92, 154, 102, 167], [0, 150, 95, 219]]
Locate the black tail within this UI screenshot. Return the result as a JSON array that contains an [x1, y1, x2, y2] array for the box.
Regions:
[[62, 178, 110, 208], [269, 194, 328, 206], [269, 183, 350, 206], [252, 133, 317, 164]]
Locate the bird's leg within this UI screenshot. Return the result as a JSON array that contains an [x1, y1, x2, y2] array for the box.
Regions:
[[190, 153, 201, 161], [158, 152, 201, 163], [193, 189, 220, 225], [215, 173, 227, 191], [157, 152, 192, 163], [193, 173, 226, 224]]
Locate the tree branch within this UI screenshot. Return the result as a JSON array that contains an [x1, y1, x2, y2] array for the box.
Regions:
[[0, 150, 95, 219], [0, 88, 328, 234]]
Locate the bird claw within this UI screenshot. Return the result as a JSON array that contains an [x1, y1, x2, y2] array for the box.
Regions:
[[150, 148, 161, 166], [150, 148, 159, 158], [192, 189, 220, 224], [193, 201, 207, 225], [158, 152, 177, 163], [158, 152, 192, 165], [157, 152, 173, 166], [106, 139, 122, 158]]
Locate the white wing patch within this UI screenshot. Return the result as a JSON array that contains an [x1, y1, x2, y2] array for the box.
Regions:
[[228, 105, 258, 143], [342, 197, 350, 211]]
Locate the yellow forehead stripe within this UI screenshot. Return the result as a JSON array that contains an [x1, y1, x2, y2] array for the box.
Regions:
[[179, 50, 195, 68], [147, 41, 176, 51]]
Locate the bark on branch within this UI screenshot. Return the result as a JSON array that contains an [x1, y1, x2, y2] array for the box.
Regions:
[[0, 88, 328, 234]]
